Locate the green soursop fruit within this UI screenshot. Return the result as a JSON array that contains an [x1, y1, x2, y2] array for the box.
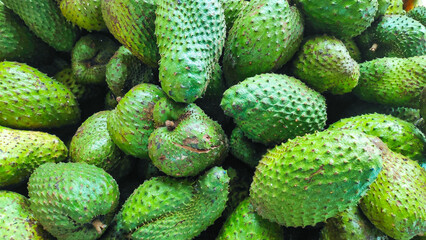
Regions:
[[356, 15, 426, 60], [291, 35, 360, 95], [223, 0, 303, 86], [148, 98, 229, 177], [102, 0, 159, 67], [319, 206, 389, 240], [342, 38, 362, 63], [105, 166, 229, 239], [354, 56, 426, 108], [2, 0, 79, 52], [107, 83, 167, 159], [0, 61, 80, 129], [360, 149, 426, 239], [376, 0, 391, 18], [106, 46, 155, 98], [221, 73, 327, 145], [250, 129, 384, 227], [294, 0, 378, 38], [230, 126, 267, 168], [385, 0, 405, 14], [54, 67, 94, 101], [217, 198, 284, 240], [220, 0, 248, 33], [72, 33, 119, 84], [0, 126, 67, 188], [408, 6, 426, 25], [28, 162, 120, 240], [60, 0, 106, 31], [329, 113, 426, 162], [155, 0, 226, 103], [70, 111, 126, 174], [0, 191, 51, 239], [0, 0, 52, 64]]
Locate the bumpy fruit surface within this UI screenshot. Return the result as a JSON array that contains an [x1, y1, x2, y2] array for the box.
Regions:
[[230, 127, 267, 168], [353, 56, 426, 108], [250, 129, 384, 227], [155, 0, 226, 103], [220, 0, 248, 33], [360, 150, 426, 239], [407, 6, 426, 25], [0, 61, 80, 129], [28, 162, 120, 240], [54, 67, 93, 101], [291, 35, 360, 95], [223, 0, 303, 85], [60, 0, 105, 31], [221, 73, 327, 145]]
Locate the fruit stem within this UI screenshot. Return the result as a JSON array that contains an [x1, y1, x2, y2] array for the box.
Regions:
[[92, 219, 106, 234]]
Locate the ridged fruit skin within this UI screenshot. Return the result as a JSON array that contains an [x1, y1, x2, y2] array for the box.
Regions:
[[0, 126, 67, 188], [106, 166, 229, 239], [329, 113, 426, 162], [0, 1, 52, 64], [101, 0, 159, 67], [360, 150, 426, 240], [221, 73, 327, 145], [0, 191, 51, 239], [220, 0, 247, 32], [342, 38, 362, 63], [2, 0, 78, 52], [357, 15, 426, 60], [107, 83, 167, 159], [291, 35, 360, 95], [148, 98, 229, 177], [155, 0, 226, 103], [72, 33, 119, 84], [294, 0, 378, 38], [70, 111, 125, 173], [217, 198, 284, 240], [408, 6, 426, 25], [353, 56, 426, 108], [250, 130, 384, 227], [28, 162, 120, 240], [60, 0, 106, 31], [223, 0, 303, 86], [320, 206, 389, 240], [106, 46, 155, 98], [0, 61, 80, 129], [230, 127, 267, 168]]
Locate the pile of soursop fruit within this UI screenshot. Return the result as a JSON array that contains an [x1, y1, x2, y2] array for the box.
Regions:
[[0, 0, 425, 239]]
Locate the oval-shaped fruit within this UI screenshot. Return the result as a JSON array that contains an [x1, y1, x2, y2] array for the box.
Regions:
[[0, 126, 68, 188], [60, 0, 106, 31], [28, 162, 120, 240], [0, 61, 80, 129], [221, 73, 327, 145], [250, 129, 384, 227]]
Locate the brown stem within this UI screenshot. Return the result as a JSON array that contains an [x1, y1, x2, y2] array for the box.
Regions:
[[369, 43, 378, 52], [92, 219, 106, 234], [166, 120, 175, 131]]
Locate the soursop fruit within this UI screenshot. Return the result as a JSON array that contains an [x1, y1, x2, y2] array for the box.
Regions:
[[60, 0, 106, 31], [220, 0, 248, 33], [407, 6, 426, 25], [230, 126, 267, 168], [54, 67, 95, 101], [249, 129, 384, 227]]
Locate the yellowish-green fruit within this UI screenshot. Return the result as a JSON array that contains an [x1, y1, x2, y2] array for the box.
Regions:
[[60, 0, 106, 31]]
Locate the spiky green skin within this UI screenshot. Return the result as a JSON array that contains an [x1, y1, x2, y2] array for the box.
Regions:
[[149, 98, 229, 177], [354, 56, 426, 108], [70, 111, 125, 173], [28, 162, 120, 240], [60, 0, 105, 31], [222, 167, 252, 219], [0, 126, 67, 188], [385, 0, 405, 14], [250, 130, 384, 227], [72, 34, 119, 84], [2, 0, 78, 52], [329, 113, 426, 162], [320, 206, 389, 240], [106, 166, 229, 239], [408, 6, 426, 25], [230, 127, 267, 168], [221, 73, 327, 145], [342, 38, 362, 63], [292, 35, 360, 95], [223, 0, 303, 86], [0, 191, 51, 239], [220, 0, 247, 33], [0, 61, 80, 129], [357, 15, 426, 60], [101, 0, 159, 67], [54, 67, 91, 101], [217, 198, 283, 240], [107, 83, 167, 159], [106, 46, 155, 97], [360, 150, 426, 239], [0, 1, 51, 64], [294, 0, 377, 38], [376, 0, 391, 18], [155, 0, 226, 103]]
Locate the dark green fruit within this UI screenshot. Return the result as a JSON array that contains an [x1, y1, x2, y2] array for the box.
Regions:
[[230, 127, 267, 168], [407, 6, 426, 26]]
